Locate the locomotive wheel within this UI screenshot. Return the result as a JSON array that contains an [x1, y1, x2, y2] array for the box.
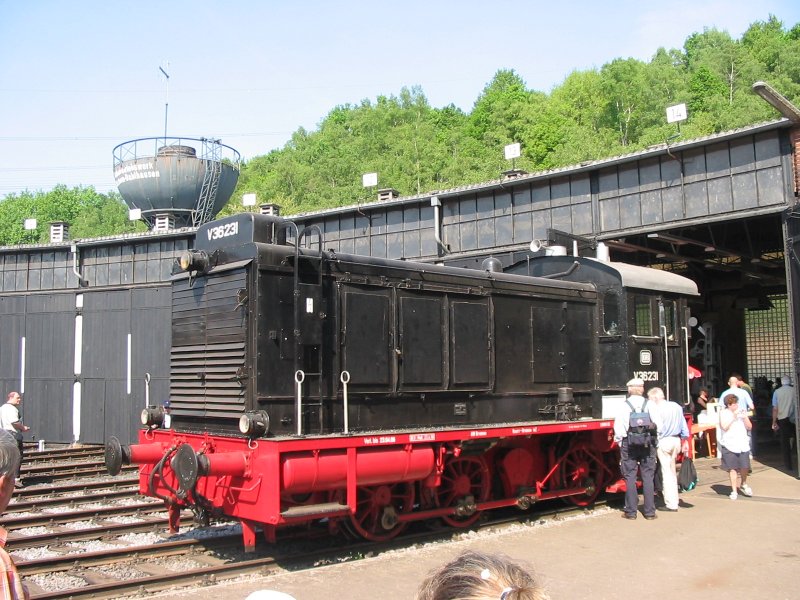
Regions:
[[559, 445, 602, 507], [438, 455, 491, 528], [343, 482, 415, 542]]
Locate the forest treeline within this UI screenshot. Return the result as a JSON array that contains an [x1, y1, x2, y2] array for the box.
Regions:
[[2, 16, 799, 244]]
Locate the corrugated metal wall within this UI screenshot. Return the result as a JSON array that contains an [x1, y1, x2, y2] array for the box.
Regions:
[[0, 230, 183, 445], [0, 286, 171, 445], [0, 296, 25, 416], [80, 287, 171, 444], [22, 294, 74, 443]]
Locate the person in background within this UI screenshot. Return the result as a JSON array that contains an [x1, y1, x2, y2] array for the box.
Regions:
[[771, 375, 796, 472], [720, 375, 754, 412], [694, 388, 709, 420], [0, 433, 28, 598], [415, 550, 549, 600], [754, 377, 773, 420], [0, 393, 29, 487], [719, 393, 753, 500], [733, 373, 754, 403], [613, 378, 657, 520], [648, 387, 690, 512]]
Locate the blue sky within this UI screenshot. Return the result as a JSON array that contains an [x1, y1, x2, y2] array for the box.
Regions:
[[1, 1, 799, 198]]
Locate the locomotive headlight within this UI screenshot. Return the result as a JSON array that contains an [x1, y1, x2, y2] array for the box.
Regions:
[[141, 406, 165, 428], [178, 250, 210, 273], [239, 411, 270, 437]]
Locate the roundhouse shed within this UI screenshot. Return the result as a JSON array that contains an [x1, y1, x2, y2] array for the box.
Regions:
[[0, 229, 191, 445], [1, 117, 799, 460]]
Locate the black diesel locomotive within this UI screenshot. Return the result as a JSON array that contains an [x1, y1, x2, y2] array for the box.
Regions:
[[105, 213, 698, 549]]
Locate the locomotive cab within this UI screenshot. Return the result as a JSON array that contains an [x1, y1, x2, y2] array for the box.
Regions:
[[514, 254, 699, 408]]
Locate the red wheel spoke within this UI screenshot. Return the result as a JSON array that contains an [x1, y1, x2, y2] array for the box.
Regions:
[[346, 483, 414, 542], [436, 456, 491, 528], [560, 446, 602, 507]]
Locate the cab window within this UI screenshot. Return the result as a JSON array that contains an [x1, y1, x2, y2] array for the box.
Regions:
[[634, 296, 652, 336], [603, 291, 620, 335], [661, 300, 676, 341]]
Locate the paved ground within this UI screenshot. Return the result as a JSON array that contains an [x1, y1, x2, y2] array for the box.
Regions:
[[152, 442, 800, 600]]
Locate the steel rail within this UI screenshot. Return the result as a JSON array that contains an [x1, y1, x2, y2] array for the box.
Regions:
[[17, 536, 235, 575], [23, 447, 104, 464], [6, 487, 140, 514], [21, 464, 137, 483], [7, 516, 183, 550], [11, 476, 139, 499], [2, 500, 164, 529]]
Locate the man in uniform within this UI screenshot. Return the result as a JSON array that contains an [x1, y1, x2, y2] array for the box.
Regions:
[[614, 378, 657, 520]]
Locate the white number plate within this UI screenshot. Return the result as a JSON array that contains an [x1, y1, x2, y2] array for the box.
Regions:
[[206, 221, 239, 241], [633, 370, 659, 381]]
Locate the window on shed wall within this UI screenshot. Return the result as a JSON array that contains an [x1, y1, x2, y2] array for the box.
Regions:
[[745, 294, 792, 380], [634, 296, 652, 336]]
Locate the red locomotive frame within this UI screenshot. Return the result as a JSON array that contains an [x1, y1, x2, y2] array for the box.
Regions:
[[120, 419, 617, 550]]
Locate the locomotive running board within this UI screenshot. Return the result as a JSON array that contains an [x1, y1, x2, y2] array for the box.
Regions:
[[280, 502, 350, 520]]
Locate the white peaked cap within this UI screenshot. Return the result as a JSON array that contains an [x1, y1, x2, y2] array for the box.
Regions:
[[245, 592, 297, 600]]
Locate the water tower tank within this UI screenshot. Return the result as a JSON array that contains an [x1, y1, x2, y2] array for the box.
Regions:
[[113, 137, 241, 228]]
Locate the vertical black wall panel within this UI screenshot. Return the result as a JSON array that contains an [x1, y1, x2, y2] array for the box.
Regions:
[[81, 379, 106, 444], [82, 291, 130, 443], [78, 287, 171, 444], [23, 294, 74, 442], [0, 296, 25, 392], [132, 287, 172, 411]]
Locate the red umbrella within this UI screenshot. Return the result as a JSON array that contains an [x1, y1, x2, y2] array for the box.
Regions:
[[688, 365, 702, 379]]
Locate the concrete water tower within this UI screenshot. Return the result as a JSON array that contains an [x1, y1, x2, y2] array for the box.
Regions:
[[113, 137, 241, 229]]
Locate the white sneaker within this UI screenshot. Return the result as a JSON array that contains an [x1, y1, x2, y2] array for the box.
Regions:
[[729, 491, 738, 500], [739, 484, 753, 497]]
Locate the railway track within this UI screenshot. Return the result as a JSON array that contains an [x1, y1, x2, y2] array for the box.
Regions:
[[22, 504, 613, 599], [10, 477, 140, 504], [22, 445, 105, 464], [18, 445, 137, 486], [18, 503, 610, 598], [3, 444, 615, 599], [5, 499, 167, 530]]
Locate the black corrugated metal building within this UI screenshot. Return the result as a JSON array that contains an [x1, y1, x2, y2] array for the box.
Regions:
[[1, 119, 798, 445]]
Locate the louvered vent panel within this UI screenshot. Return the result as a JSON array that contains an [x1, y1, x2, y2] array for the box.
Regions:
[[170, 268, 248, 423]]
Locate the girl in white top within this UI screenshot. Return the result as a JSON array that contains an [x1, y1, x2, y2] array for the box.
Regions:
[[719, 393, 752, 500]]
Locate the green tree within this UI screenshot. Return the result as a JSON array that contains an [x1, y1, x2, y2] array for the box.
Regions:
[[168, 17, 800, 215], [9, 15, 799, 226], [600, 58, 652, 147], [688, 65, 728, 114], [741, 15, 787, 73], [0, 186, 143, 245]]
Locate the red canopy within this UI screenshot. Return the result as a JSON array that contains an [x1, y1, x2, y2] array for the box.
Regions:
[[688, 365, 702, 379]]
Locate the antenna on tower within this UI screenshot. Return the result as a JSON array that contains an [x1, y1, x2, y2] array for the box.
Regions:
[[158, 63, 170, 140]]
